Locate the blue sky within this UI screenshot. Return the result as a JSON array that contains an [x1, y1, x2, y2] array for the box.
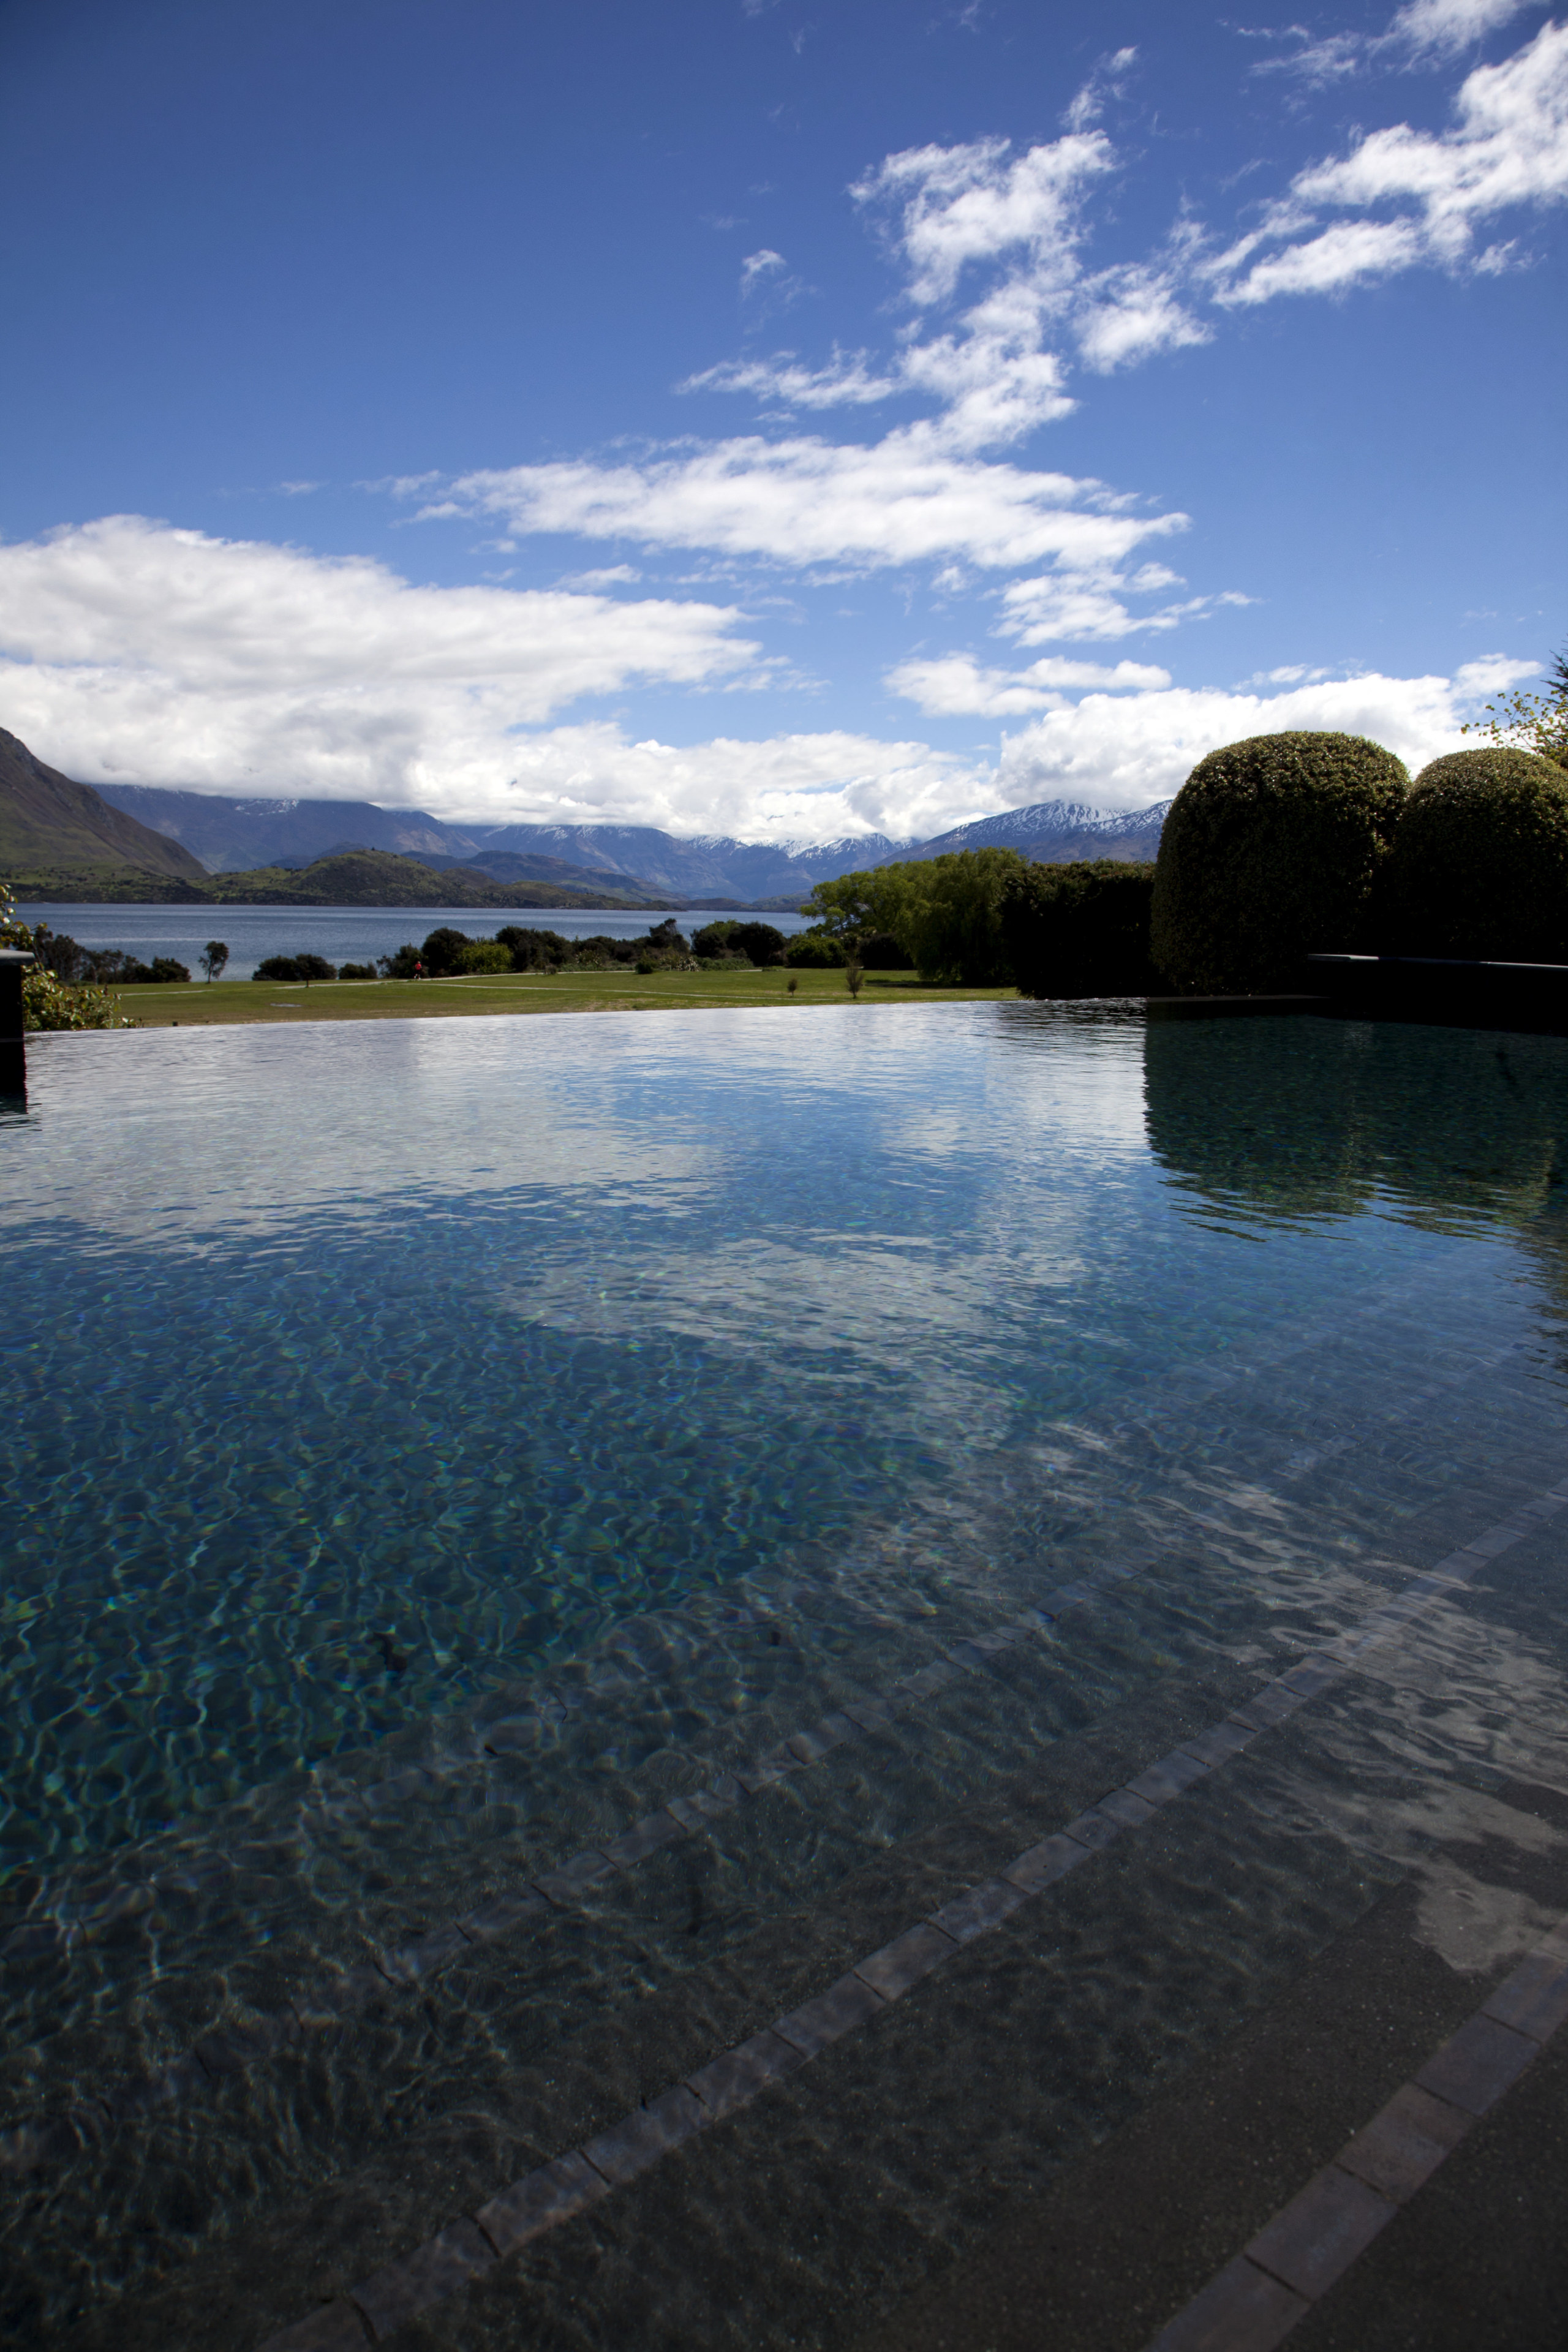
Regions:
[[2, 0, 1564, 843]]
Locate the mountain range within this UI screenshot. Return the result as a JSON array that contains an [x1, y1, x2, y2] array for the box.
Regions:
[[91, 782, 1167, 900], [0, 729, 1169, 905]]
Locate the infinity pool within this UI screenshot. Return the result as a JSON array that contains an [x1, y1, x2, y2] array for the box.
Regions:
[[3, 1002, 1567, 2350]]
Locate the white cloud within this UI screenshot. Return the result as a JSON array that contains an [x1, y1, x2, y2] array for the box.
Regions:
[[741, 247, 788, 292], [888, 652, 1174, 715], [851, 132, 1114, 305], [997, 564, 1252, 644], [556, 563, 644, 588], [432, 434, 1187, 576], [1390, 0, 1529, 59], [993, 663, 1536, 809], [680, 350, 901, 409], [1073, 264, 1211, 371], [0, 513, 1529, 842], [0, 515, 764, 809], [1216, 20, 1568, 302], [1250, 0, 1528, 83], [494, 723, 989, 842]]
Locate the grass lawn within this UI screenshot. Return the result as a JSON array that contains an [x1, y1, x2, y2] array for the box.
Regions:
[[111, 965, 1019, 1027]]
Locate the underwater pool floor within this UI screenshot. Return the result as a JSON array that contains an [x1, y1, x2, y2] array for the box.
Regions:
[[4, 1003, 1568, 2348]]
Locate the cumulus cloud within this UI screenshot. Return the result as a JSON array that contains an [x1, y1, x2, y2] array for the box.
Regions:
[[993, 661, 1539, 810], [996, 564, 1253, 644], [432, 436, 1187, 576], [1215, 20, 1568, 302], [0, 515, 764, 809], [0, 513, 1530, 839], [888, 652, 1174, 716]]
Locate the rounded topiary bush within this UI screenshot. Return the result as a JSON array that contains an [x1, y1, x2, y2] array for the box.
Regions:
[[1150, 732, 1409, 993], [1383, 746, 1568, 962]]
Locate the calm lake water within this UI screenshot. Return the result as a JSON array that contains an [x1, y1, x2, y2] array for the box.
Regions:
[[4, 1002, 1568, 2346], [14, 902, 818, 980]]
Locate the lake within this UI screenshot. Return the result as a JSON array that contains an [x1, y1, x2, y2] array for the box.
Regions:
[[14, 901, 819, 981]]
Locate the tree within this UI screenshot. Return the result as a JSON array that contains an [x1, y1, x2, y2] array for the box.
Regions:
[[802, 850, 1024, 982], [0, 881, 127, 1030], [728, 920, 786, 965], [200, 940, 229, 982], [1461, 644, 1568, 772]]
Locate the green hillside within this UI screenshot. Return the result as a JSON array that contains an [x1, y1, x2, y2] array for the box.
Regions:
[[0, 729, 208, 879], [6, 846, 673, 910]]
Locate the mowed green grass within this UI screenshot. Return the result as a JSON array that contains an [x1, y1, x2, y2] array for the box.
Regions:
[[113, 964, 1019, 1027]]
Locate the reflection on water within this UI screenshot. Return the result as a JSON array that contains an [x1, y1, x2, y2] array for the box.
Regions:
[[1144, 1011, 1568, 1237], [7, 1003, 1568, 2346], [0, 1005, 1562, 1886]]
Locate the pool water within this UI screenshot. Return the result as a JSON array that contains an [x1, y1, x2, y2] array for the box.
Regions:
[[3, 1002, 1567, 2348]]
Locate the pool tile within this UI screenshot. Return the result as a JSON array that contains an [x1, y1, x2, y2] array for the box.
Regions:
[[1148, 2254, 1309, 2351], [1003, 1833, 1092, 1889], [1244, 2163, 1397, 2297], [475, 2150, 609, 2256], [350, 2218, 496, 2340], [1125, 1751, 1210, 1806], [194, 2011, 298, 2075], [855, 1922, 957, 2000], [376, 1923, 470, 1983], [788, 1715, 857, 1762], [773, 1971, 883, 2056], [1335, 2083, 1473, 2202], [1481, 1942, 1568, 2043], [685, 2030, 807, 2119], [258, 2299, 370, 2352], [1415, 2013, 1539, 2115], [454, 1890, 550, 1943], [1180, 1721, 1259, 1768], [928, 1875, 1033, 1941], [598, 1811, 688, 1867], [532, 1850, 619, 1905], [582, 2086, 709, 2184]]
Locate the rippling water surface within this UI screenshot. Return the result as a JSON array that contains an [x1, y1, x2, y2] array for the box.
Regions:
[[3, 1003, 1567, 1878], [7, 1002, 1568, 2346]]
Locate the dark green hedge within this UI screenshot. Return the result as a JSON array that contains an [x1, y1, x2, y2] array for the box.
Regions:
[[1384, 746, 1568, 962], [1150, 731, 1408, 993], [1000, 860, 1160, 997]]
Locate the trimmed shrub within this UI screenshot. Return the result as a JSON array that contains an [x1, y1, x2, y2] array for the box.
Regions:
[[1384, 746, 1568, 962], [1001, 861, 1159, 998], [1150, 732, 1408, 993], [256, 956, 303, 982]]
